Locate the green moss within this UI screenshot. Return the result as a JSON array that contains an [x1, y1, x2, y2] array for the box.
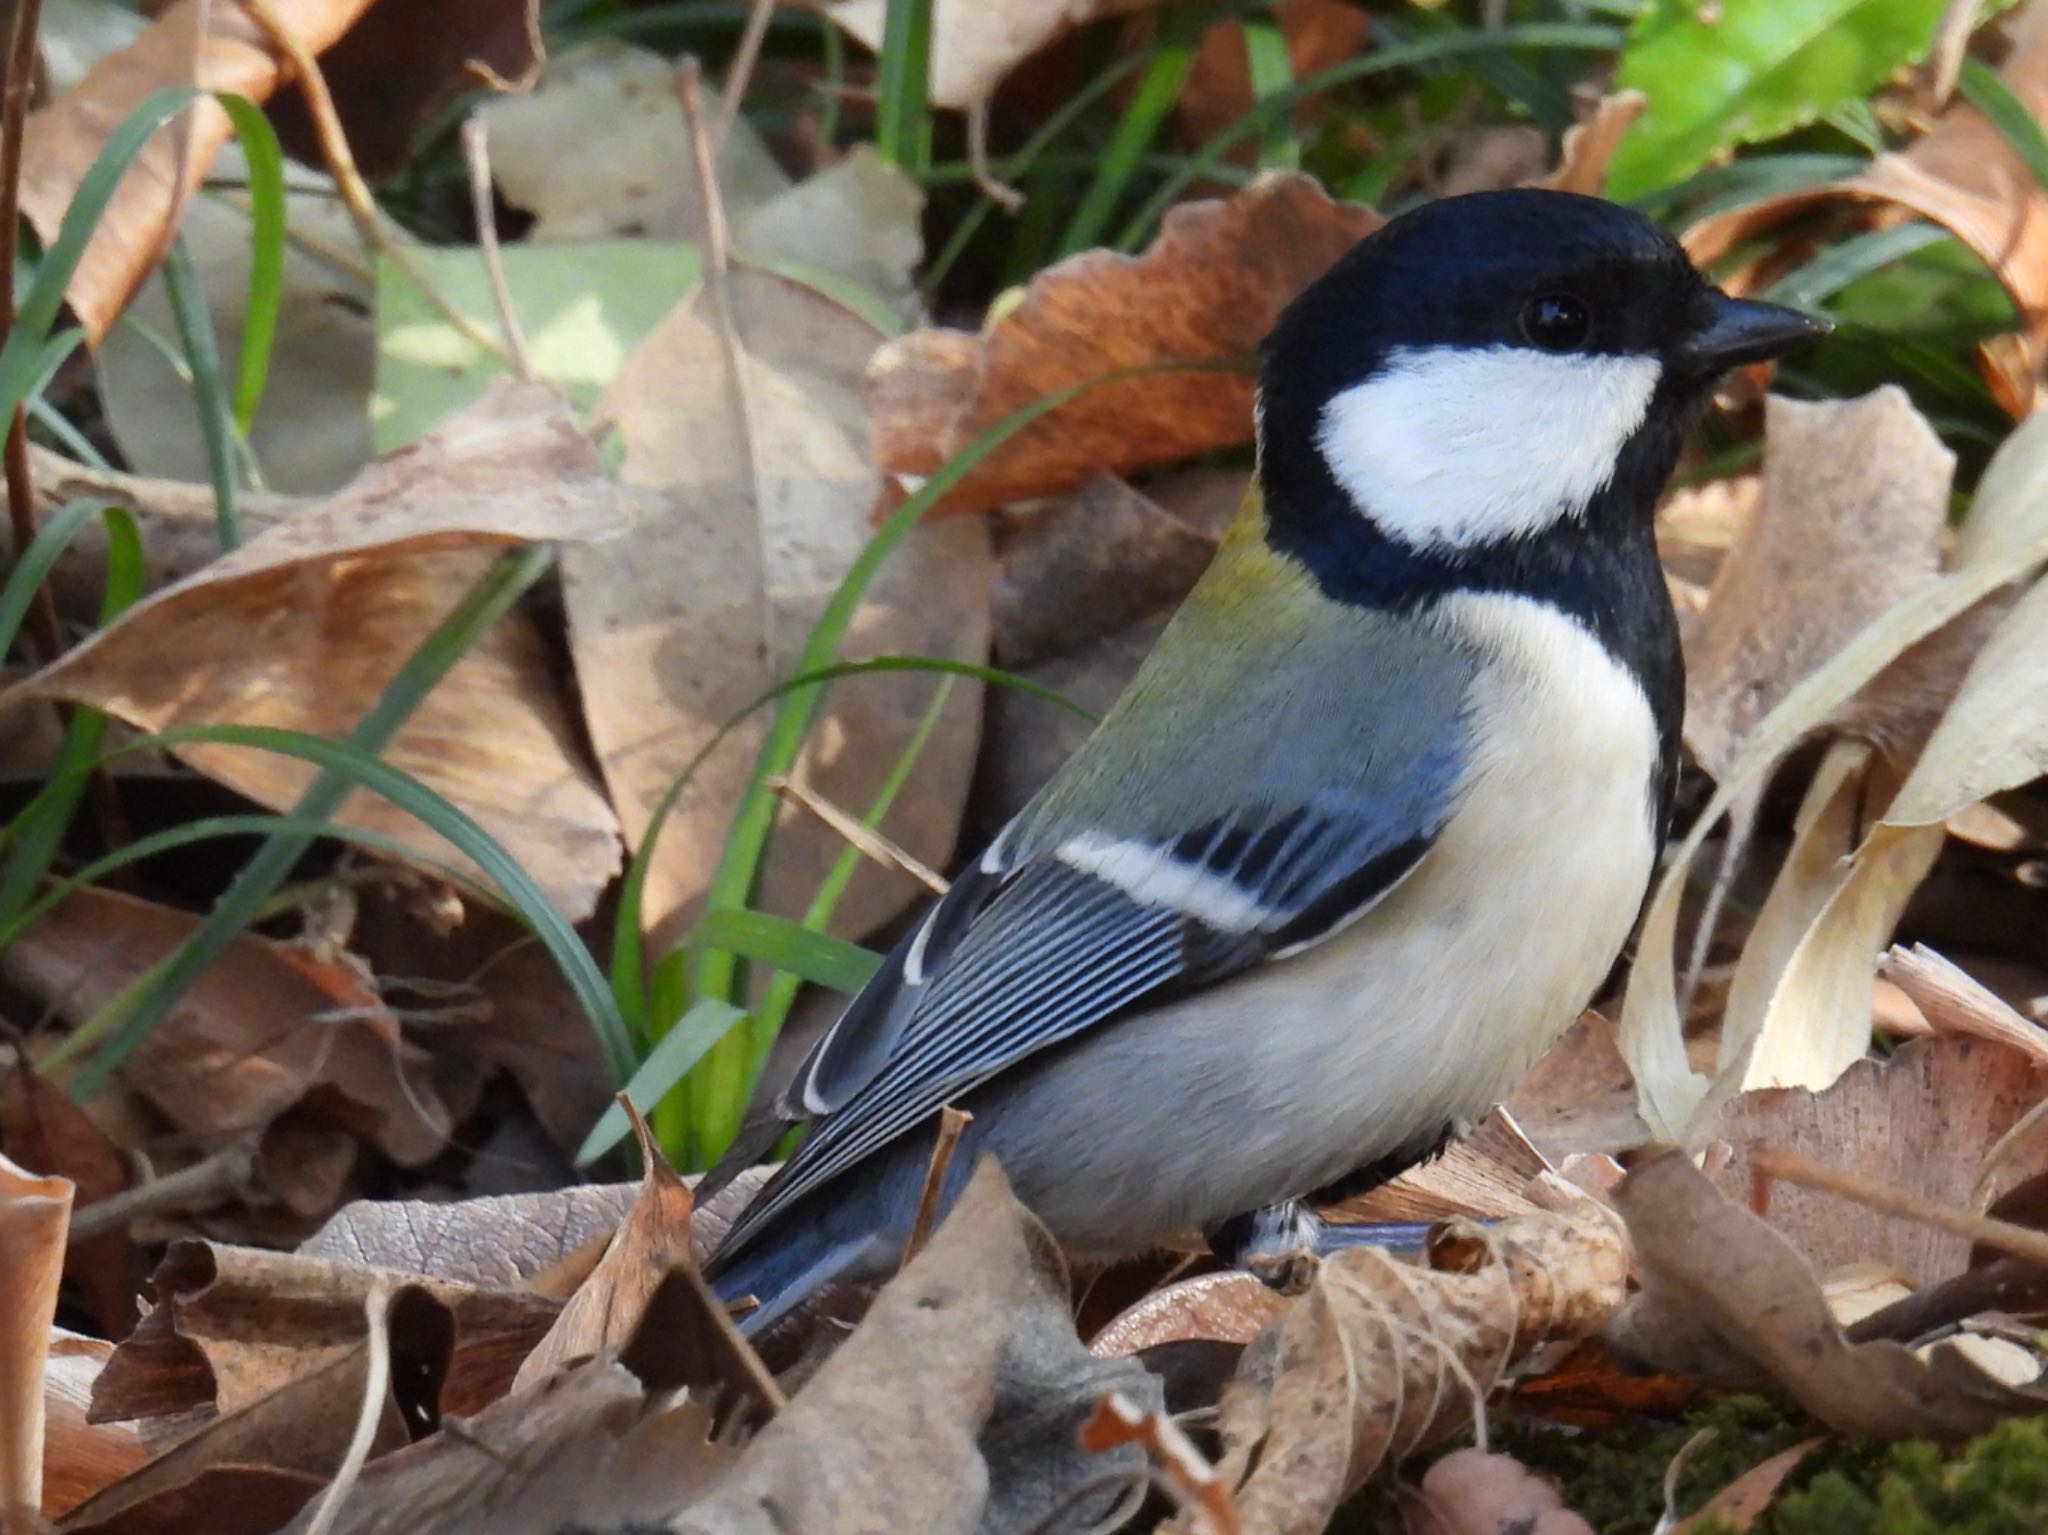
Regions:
[[1769, 1417, 2048, 1535], [1490, 1396, 2048, 1535]]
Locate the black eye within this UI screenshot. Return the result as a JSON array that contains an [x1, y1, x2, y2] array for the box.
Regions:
[[1521, 293, 1589, 351]]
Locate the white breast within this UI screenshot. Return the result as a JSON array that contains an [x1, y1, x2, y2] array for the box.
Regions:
[[1260, 589, 1662, 1153]]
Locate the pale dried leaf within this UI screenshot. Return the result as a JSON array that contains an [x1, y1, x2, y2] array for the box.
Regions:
[[1685, 389, 1953, 777], [274, 1362, 733, 1535], [1537, 90, 1648, 197], [567, 270, 990, 945], [820, 0, 1165, 109], [3, 1154, 73, 1521], [1670, 1440, 1822, 1534], [677, 1159, 1159, 1535], [1713, 1035, 2048, 1283], [1503, 1013, 1649, 1163], [867, 172, 1380, 514], [96, 156, 376, 494], [1619, 410, 2048, 1139], [1187, 1207, 1628, 1535], [0, 383, 626, 918], [40, 1333, 154, 1520], [512, 1142, 693, 1389], [993, 474, 1218, 668], [1091, 1272, 1289, 1356], [481, 42, 788, 242], [89, 1240, 556, 1426], [1608, 1151, 2048, 1438], [19, 0, 378, 340], [299, 1184, 636, 1286], [1882, 944, 2048, 1068]]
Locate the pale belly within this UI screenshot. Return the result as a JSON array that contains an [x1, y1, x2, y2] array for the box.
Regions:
[[975, 591, 1664, 1253]]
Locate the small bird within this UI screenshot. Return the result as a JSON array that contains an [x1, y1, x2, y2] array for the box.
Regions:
[[704, 189, 1826, 1331]]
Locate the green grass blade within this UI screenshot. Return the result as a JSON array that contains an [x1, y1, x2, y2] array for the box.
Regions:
[[0, 811, 489, 956], [1242, 19, 1299, 171], [160, 236, 240, 550], [690, 908, 882, 994], [578, 997, 749, 1164], [50, 547, 622, 1094], [212, 95, 287, 434], [1762, 221, 1948, 310], [874, 0, 934, 173], [922, 52, 1148, 294], [605, 656, 1091, 1069], [1960, 57, 2048, 193], [679, 364, 1189, 1159], [0, 498, 102, 660], [741, 676, 953, 1095], [1060, 5, 1206, 255], [0, 505, 140, 923], [1113, 22, 1622, 252], [0, 87, 280, 424]]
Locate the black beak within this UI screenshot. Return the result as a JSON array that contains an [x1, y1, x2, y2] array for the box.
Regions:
[[1678, 292, 1832, 374]]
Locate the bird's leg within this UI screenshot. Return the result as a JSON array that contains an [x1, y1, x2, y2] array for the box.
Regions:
[[1203, 1201, 1326, 1294], [1206, 1122, 1460, 1292]]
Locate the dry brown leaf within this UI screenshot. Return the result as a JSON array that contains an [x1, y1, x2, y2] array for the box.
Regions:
[[1186, 1206, 1628, 1535], [1685, 6, 2048, 410], [0, 383, 625, 919], [1178, 0, 1372, 148], [818, 0, 1164, 109], [21, 0, 370, 341], [566, 269, 989, 945], [1537, 90, 1648, 197], [1328, 1113, 1549, 1226], [3, 1153, 73, 1525], [678, 1158, 1159, 1535], [1685, 389, 1954, 777], [3, 886, 449, 1171], [1670, 1439, 1823, 1535], [1401, 1449, 1596, 1535], [1656, 475, 1758, 622], [1712, 1034, 2048, 1284], [1608, 1150, 2048, 1438], [89, 1239, 555, 1427], [992, 473, 1218, 668], [1091, 1272, 1290, 1356], [2, 1068, 147, 1334], [272, 1361, 732, 1535], [299, 1183, 635, 1288], [1503, 1013, 1650, 1164], [58, 1289, 449, 1535], [512, 1122, 693, 1390], [867, 172, 1380, 516], [20, 0, 540, 341], [1882, 943, 2048, 1068], [40, 1333, 155, 1520]]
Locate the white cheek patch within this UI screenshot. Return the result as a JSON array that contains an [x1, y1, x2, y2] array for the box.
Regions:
[[1314, 345, 1662, 551]]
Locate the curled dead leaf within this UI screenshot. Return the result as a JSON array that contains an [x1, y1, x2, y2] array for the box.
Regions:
[[3, 887, 448, 1173], [1609, 1150, 2048, 1439], [1, 383, 626, 920], [867, 172, 1380, 515], [1184, 1206, 1628, 1535]]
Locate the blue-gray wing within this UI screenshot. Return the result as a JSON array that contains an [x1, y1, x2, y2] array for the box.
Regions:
[[710, 764, 1466, 1263]]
